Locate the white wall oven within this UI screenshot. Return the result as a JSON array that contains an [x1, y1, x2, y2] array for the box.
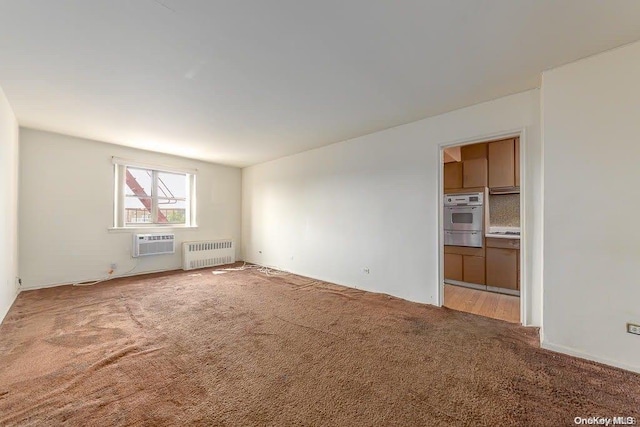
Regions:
[[444, 192, 484, 248]]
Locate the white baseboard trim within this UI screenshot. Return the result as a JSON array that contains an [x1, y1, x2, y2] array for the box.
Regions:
[[541, 340, 640, 374], [0, 290, 19, 325], [19, 267, 184, 292]]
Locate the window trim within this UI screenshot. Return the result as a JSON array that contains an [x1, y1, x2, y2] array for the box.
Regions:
[[112, 157, 197, 229]]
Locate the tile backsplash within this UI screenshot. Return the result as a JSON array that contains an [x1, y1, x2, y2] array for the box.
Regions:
[[489, 194, 520, 227]]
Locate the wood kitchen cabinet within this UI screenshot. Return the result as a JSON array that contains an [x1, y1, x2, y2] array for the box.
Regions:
[[461, 143, 487, 161], [444, 162, 463, 190], [444, 253, 463, 281], [486, 246, 519, 291], [488, 138, 516, 188], [444, 246, 485, 285], [463, 158, 488, 188], [514, 138, 520, 184], [463, 255, 485, 285]]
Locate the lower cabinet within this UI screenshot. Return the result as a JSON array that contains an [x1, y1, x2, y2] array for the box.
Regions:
[[486, 247, 518, 290], [444, 253, 463, 281], [463, 255, 485, 285], [445, 239, 518, 292], [444, 252, 485, 285]]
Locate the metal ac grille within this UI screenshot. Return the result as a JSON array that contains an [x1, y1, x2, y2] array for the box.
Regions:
[[139, 241, 174, 256], [133, 234, 175, 257]]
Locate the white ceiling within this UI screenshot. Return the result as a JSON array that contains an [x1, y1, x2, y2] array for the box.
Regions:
[[2, 1, 640, 167]]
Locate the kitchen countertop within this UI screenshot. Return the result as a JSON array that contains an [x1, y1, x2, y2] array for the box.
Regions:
[[485, 233, 520, 240], [486, 226, 520, 240]]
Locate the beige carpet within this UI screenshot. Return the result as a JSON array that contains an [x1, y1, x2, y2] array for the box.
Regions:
[[0, 265, 638, 426]]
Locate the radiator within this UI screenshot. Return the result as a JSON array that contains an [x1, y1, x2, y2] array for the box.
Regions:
[[132, 233, 175, 257], [182, 239, 235, 270]]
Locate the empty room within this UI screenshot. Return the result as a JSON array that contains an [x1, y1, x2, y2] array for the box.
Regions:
[[1, 1, 639, 425]]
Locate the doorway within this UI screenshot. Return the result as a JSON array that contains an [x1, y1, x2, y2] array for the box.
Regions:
[[439, 133, 524, 324]]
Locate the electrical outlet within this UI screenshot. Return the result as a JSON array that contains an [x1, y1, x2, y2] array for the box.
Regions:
[[363, 267, 370, 274], [627, 323, 640, 335], [110, 263, 117, 271]]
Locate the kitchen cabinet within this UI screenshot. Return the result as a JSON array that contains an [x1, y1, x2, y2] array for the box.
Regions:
[[444, 162, 462, 190], [461, 143, 487, 160], [514, 139, 520, 185], [488, 139, 516, 188], [463, 158, 487, 188], [463, 255, 485, 285], [444, 246, 485, 285], [486, 237, 519, 291], [444, 253, 463, 281]]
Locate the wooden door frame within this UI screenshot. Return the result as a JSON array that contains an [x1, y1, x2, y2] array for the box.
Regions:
[[437, 128, 528, 325]]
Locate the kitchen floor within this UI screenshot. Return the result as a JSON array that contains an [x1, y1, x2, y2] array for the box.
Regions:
[[443, 284, 520, 323]]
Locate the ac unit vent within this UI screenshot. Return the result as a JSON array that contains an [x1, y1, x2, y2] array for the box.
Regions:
[[183, 239, 235, 270], [133, 233, 175, 257]]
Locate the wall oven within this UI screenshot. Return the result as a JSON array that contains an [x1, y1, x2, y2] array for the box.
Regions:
[[444, 192, 484, 248]]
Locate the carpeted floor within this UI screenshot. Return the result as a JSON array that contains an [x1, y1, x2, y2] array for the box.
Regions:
[[0, 265, 638, 426]]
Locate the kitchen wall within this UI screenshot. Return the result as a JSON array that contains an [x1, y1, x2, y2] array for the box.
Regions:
[[19, 128, 242, 289], [542, 40, 640, 372], [489, 194, 520, 227], [243, 89, 543, 326], [0, 87, 19, 323]]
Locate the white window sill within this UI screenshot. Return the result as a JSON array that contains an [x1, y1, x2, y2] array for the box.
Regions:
[[108, 226, 199, 233]]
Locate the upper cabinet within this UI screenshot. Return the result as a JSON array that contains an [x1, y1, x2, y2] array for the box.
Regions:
[[463, 158, 487, 188], [461, 143, 487, 161], [488, 138, 519, 188], [461, 143, 487, 188], [444, 162, 463, 190], [443, 138, 519, 191]]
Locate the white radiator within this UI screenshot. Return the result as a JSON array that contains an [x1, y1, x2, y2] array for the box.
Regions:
[[132, 233, 175, 257], [182, 239, 235, 270]]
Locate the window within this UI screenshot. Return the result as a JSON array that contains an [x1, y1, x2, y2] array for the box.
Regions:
[[113, 158, 196, 228]]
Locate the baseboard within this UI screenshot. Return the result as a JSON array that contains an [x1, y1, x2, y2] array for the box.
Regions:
[[0, 289, 19, 325], [19, 267, 184, 291], [541, 340, 640, 374], [245, 259, 436, 306]]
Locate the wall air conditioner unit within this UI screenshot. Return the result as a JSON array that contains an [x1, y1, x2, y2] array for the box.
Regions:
[[132, 233, 175, 257], [182, 239, 235, 270]]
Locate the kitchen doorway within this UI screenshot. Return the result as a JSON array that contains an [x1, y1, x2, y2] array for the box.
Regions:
[[439, 132, 524, 324]]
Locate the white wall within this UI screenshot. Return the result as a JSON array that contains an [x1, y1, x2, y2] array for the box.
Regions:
[[541, 41, 640, 372], [19, 128, 242, 289], [243, 89, 542, 326], [0, 87, 19, 322]]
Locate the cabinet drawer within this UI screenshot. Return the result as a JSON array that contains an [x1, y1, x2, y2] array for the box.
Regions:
[[486, 237, 520, 250], [444, 245, 485, 257]]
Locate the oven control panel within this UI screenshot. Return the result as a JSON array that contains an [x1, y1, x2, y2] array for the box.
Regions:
[[444, 192, 484, 206]]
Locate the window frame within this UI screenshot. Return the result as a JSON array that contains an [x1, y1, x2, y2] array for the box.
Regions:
[[112, 157, 197, 230]]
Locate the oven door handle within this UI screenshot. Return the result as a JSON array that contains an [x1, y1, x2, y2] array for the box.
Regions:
[[446, 206, 479, 210]]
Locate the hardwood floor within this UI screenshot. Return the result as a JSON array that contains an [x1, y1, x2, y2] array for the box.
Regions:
[[443, 284, 520, 324]]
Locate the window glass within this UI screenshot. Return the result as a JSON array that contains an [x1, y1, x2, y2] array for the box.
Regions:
[[125, 167, 153, 196], [119, 165, 193, 227], [452, 212, 473, 224], [157, 172, 187, 199]]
